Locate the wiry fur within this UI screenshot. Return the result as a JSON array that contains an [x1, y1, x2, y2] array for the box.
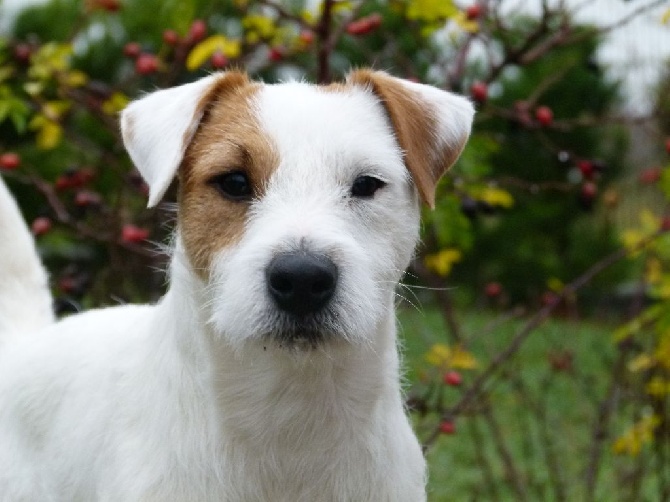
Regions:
[[0, 70, 473, 501]]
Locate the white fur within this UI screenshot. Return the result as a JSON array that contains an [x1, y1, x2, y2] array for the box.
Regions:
[[0, 177, 53, 340], [0, 72, 473, 501]]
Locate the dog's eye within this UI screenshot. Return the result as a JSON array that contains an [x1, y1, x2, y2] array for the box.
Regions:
[[351, 176, 386, 198], [209, 171, 252, 201]]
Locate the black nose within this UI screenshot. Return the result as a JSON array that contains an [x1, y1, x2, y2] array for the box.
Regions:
[[266, 252, 338, 316]]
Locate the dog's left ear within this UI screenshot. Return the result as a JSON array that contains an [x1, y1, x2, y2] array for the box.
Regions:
[[121, 72, 249, 207], [347, 70, 474, 208]]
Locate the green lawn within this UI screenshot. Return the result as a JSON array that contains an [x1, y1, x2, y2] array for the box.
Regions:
[[398, 305, 661, 501]]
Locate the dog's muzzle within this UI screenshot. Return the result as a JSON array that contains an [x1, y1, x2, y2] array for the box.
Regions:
[[266, 251, 338, 317]]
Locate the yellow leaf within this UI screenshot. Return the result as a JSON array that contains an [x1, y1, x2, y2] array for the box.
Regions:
[[242, 14, 276, 39], [547, 277, 564, 293], [640, 209, 660, 233], [30, 117, 62, 150], [300, 9, 315, 24], [28, 42, 73, 80], [450, 345, 479, 370], [186, 35, 241, 71], [476, 186, 514, 208], [645, 257, 663, 285], [63, 70, 88, 87], [646, 377, 670, 397], [628, 354, 654, 373], [612, 415, 661, 456], [43, 101, 70, 121], [452, 11, 479, 33], [425, 343, 478, 370], [621, 229, 645, 256], [425, 343, 450, 367], [102, 92, 130, 115], [655, 336, 670, 370], [406, 0, 457, 22], [424, 248, 462, 277], [331, 1, 353, 14]]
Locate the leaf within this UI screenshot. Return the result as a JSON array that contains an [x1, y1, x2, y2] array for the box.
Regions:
[[102, 92, 129, 115], [612, 414, 661, 456], [63, 70, 88, 87], [452, 11, 479, 33], [659, 166, 670, 199], [242, 14, 276, 38], [424, 343, 478, 370], [477, 186, 514, 208], [424, 248, 462, 277], [29, 114, 63, 150], [406, 0, 457, 23], [37, 121, 63, 150], [450, 346, 479, 370], [186, 35, 241, 71], [425, 343, 450, 367], [627, 354, 654, 373], [646, 377, 670, 397]]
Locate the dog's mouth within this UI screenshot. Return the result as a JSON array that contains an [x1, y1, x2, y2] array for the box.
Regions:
[[262, 310, 341, 351]]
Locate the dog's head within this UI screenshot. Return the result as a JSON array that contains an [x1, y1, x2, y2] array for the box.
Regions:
[[121, 70, 473, 350]]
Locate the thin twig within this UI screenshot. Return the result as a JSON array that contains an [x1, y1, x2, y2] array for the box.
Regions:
[[422, 230, 665, 452]]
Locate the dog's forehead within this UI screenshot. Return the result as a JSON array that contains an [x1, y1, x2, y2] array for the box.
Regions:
[[254, 82, 402, 166]]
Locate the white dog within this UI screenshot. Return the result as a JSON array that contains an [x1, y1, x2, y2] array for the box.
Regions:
[[0, 69, 473, 501]]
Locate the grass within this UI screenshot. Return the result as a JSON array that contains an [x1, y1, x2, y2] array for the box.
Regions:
[[397, 304, 662, 501]]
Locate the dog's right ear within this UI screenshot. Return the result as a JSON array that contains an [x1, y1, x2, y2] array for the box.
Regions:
[[120, 72, 249, 207]]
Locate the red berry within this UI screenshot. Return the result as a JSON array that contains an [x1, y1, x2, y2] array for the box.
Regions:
[[123, 42, 141, 59], [439, 420, 456, 435], [31, 217, 52, 236], [639, 167, 661, 184], [162, 29, 179, 46], [535, 106, 553, 126], [581, 181, 597, 199], [268, 47, 284, 62], [13, 43, 31, 63], [465, 4, 482, 20], [0, 152, 21, 170], [443, 371, 462, 386], [541, 291, 559, 306], [188, 19, 207, 43], [665, 138, 670, 155], [121, 224, 149, 243], [346, 13, 383, 36], [299, 30, 314, 45], [98, 0, 120, 12], [470, 81, 488, 103], [662, 216, 670, 232], [577, 160, 595, 180], [58, 276, 77, 294], [74, 190, 102, 207], [484, 281, 502, 298], [210, 51, 228, 69], [135, 53, 158, 75], [54, 169, 93, 191]]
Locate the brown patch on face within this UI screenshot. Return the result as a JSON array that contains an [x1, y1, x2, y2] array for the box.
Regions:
[[347, 70, 457, 208], [179, 73, 279, 277]]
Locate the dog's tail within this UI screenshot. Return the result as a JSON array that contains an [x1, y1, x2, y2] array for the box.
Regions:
[[0, 176, 54, 339]]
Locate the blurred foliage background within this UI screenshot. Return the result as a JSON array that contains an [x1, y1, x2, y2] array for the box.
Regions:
[[1, 0, 670, 499]]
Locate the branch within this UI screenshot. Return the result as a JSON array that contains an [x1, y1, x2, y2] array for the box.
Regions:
[[316, 0, 335, 84], [422, 229, 665, 452]]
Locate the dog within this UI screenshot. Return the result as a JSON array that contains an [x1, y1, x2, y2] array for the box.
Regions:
[[0, 69, 473, 501]]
